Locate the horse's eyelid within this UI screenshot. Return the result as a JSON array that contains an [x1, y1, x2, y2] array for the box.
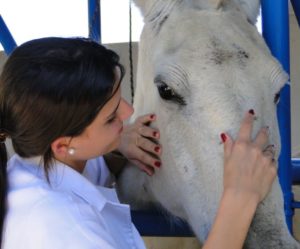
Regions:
[[174, 96, 186, 106], [155, 81, 186, 105]]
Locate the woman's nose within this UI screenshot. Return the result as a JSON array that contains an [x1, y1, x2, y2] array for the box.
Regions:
[[119, 98, 134, 121]]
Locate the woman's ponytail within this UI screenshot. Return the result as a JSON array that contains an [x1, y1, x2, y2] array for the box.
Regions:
[[0, 134, 8, 247]]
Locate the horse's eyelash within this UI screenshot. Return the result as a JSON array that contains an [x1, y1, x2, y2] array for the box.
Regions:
[[156, 81, 186, 106]]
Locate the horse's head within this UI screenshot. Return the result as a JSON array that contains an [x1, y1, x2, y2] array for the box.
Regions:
[[128, 0, 292, 245]]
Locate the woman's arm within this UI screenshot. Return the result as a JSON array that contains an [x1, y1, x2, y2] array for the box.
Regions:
[[203, 190, 258, 249], [203, 110, 276, 249]]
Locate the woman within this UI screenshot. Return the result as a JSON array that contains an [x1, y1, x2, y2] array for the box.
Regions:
[[0, 37, 276, 249]]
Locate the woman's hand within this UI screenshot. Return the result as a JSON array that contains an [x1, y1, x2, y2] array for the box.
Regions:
[[203, 110, 277, 249], [222, 110, 277, 204], [118, 113, 162, 176]]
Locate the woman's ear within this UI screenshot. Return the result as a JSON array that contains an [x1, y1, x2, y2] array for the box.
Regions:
[[51, 137, 70, 157]]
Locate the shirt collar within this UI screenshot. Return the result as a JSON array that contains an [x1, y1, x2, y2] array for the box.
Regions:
[[14, 155, 111, 211]]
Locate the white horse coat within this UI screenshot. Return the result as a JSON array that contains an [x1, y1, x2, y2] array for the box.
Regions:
[[117, 0, 300, 248]]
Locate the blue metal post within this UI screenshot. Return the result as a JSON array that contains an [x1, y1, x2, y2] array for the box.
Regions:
[[0, 15, 17, 55], [261, 0, 293, 232], [291, 0, 300, 27], [88, 0, 101, 43]]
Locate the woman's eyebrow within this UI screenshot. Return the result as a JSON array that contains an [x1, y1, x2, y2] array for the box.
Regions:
[[106, 99, 121, 121]]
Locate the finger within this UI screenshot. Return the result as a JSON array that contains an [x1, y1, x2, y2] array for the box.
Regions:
[[137, 136, 162, 156], [222, 133, 233, 159], [268, 163, 277, 181], [263, 157, 277, 183], [262, 144, 275, 159], [139, 125, 160, 140], [237, 110, 255, 142], [131, 159, 155, 176], [253, 127, 269, 149], [131, 146, 161, 169], [136, 113, 156, 125]]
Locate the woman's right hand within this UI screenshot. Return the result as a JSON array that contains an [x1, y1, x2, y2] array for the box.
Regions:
[[222, 110, 277, 204], [118, 113, 161, 176], [203, 110, 277, 249]]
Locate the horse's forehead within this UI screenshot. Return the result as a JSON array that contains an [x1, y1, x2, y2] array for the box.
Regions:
[[152, 10, 261, 59], [143, 10, 286, 95]]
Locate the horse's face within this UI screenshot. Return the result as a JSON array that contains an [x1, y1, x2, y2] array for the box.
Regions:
[[133, 0, 288, 217]]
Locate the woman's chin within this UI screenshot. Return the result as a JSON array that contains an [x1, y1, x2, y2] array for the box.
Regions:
[[107, 139, 121, 154]]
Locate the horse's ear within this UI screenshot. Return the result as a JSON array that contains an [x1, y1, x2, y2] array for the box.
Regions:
[[232, 0, 261, 25]]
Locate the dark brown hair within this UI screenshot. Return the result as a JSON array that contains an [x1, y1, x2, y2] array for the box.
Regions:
[[0, 37, 125, 245]]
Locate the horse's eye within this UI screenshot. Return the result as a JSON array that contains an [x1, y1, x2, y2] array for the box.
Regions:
[[274, 93, 280, 104], [156, 81, 186, 105], [157, 82, 175, 100]]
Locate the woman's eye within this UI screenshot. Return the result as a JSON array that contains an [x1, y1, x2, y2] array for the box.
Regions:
[[274, 93, 280, 104], [156, 81, 186, 105], [107, 116, 117, 124]]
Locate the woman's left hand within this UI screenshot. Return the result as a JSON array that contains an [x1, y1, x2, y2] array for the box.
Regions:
[[118, 113, 162, 176]]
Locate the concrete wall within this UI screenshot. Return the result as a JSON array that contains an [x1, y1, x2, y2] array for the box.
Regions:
[[105, 42, 138, 106], [290, 6, 300, 157], [0, 52, 7, 73]]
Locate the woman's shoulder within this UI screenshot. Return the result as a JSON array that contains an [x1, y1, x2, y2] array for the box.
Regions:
[[4, 193, 117, 249]]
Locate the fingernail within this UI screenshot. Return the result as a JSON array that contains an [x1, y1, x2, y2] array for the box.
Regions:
[[153, 131, 159, 137], [150, 114, 155, 119], [220, 133, 227, 143], [154, 146, 160, 153], [249, 109, 255, 115], [154, 161, 161, 168]]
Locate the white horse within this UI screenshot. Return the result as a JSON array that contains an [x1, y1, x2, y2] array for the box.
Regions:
[[117, 0, 300, 248]]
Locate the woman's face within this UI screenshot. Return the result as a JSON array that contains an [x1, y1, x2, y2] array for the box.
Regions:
[[67, 72, 133, 166]]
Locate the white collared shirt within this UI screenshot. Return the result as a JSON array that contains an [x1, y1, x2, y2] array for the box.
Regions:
[[2, 155, 146, 249]]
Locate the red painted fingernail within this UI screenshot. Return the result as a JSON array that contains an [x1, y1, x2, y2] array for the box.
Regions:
[[150, 114, 155, 119], [153, 131, 158, 137], [220, 133, 227, 143], [249, 109, 255, 115], [154, 146, 160, 153], [154, 161, 161, 168]]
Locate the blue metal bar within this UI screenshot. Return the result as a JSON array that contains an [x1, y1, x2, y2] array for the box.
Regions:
[[0, 15, 17, 55], [131, 210, 194, 237], [292, 158, 300, 184], [291, 0, 300, 27], [261, 0, 293, 232], [292, 202, 300, 209], [88, 0, 101, 43]]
